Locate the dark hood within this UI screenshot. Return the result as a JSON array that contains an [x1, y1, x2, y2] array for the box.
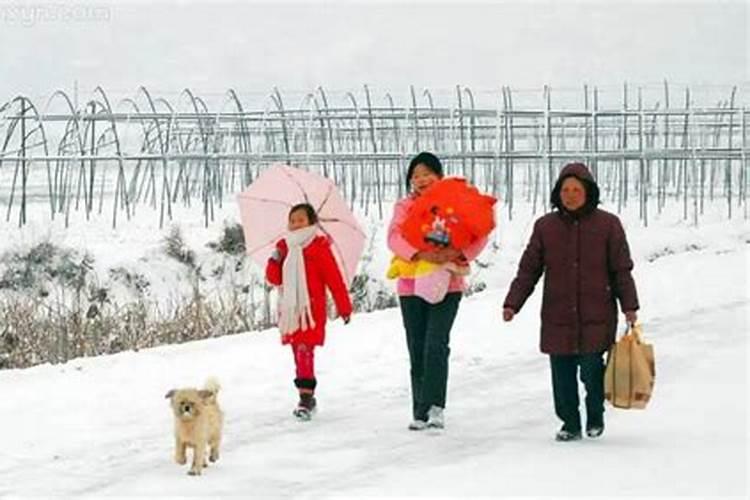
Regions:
[[550, 162, 600, 213]]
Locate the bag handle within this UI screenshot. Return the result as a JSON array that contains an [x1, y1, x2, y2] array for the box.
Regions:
[[624, 322, 644, 343]]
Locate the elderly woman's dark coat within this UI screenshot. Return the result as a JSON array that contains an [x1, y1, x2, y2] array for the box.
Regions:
[[503, 163, 639, 355]]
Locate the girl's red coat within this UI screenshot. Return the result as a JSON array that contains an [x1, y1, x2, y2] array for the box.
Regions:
[[266, 236, 353, 346]]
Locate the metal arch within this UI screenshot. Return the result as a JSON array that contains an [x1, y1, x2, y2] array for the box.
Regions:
[[54, 113, 89, 218], [1, 99, 27, 158], [658, 79, 671, 213], [542, 84, 554, 198], [296, 92, 327, 176], [257, 94, 277, 164], [223, 88, 254, 189], [153, 97, 176, 154], [152, 96, 185, 206], [461, 86, 477, 185], [93, 87, 125, 158], [91, 88, 131, 227], [189, 92, 212, 149], [409, 85, 420, 152], [1, 95, 54, 220], [5, 96, 52, 171], [138, 86, 172, 157], [490, 85, 502, 199], [501, 85, 515, 218], [43, 91, 89, 220], [308, 92, 329, 177], [135, 88, 173, 212], [178, 88, 211, 154], [155, 96, 194, 206], [384, 91, 403, 197], [345, 90, 363, 207], [42, 90, 85, 155], [86, 100, 118, 207], [363, 84, 379, 154], [592, 85, 600, 180], [725, 85, 738, 217], [114, 97, 146, 205], [179, 88, 214, 225], [270, 87, 291, 160], [211, 103, 227, 205], [454, 84, 466, 175], [423, 88, 439, 150], [345, 90, 363, 151], [158, 96, 196, 176], [153, 97, 175, 113], [194, 96, 210, 115], [115, 97, 162, 155], [292, 92, 315, 158], [164, 98, 198, 205], [211, 91, 250, 204], [226, 89, 253, 156], [316, 86, 337, 180], [212, 97, 229, 153], [138, 86, 174, 226], [363, 84, 383, 218], [116, 97, 165, 211], [77, 98, 107, 217], [384, 92, 401, 152]]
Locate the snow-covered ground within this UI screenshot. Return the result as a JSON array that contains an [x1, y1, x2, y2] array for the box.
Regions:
[[0, 198, 747, 498]]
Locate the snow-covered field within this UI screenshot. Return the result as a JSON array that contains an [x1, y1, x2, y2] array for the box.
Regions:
[[0, 197, 747, 498]]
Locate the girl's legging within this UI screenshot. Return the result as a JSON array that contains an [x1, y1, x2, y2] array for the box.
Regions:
[[292, 343, 315, 381]]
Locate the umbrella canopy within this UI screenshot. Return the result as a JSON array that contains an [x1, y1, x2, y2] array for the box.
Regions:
[[237, 164, 365, 285]]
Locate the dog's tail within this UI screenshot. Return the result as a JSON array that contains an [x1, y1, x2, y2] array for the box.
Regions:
[[203, 377, 221, 395], [200, 377, 221, 405]]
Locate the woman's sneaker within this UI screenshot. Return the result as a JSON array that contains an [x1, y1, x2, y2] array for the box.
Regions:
[[555, 427, 582, 442], [426, 406, 445, 429], [586, 425, 604, 438], [586, 416, 604, 438], [408, 419, 428, 431]]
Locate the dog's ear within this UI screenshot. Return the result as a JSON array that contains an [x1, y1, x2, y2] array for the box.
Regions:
[[197, 390, 213, 400], [165, 389, 176, 399]]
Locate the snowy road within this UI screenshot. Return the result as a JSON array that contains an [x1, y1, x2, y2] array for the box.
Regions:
[[0, 237, 747, 499]]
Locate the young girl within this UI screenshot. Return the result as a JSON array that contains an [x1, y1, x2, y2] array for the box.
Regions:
[[266, 203, 352, 420]]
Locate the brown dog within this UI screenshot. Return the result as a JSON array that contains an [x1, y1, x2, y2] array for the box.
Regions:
[[165, 377, 223, 475]]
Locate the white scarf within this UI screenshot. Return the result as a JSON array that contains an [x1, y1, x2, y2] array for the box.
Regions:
[[278, 226, 318, 336]]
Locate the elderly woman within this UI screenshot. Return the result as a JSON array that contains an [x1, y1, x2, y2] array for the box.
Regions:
[[502, 162, 640, 441]]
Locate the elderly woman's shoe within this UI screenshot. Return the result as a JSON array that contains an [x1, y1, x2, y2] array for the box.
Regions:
[[555, 427, 582, 441]]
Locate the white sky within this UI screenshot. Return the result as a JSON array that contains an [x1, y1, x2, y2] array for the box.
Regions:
[[0, 0, 746, 100]]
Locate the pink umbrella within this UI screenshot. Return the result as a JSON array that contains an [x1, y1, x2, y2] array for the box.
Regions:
[[237, 164, 365, 286]]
